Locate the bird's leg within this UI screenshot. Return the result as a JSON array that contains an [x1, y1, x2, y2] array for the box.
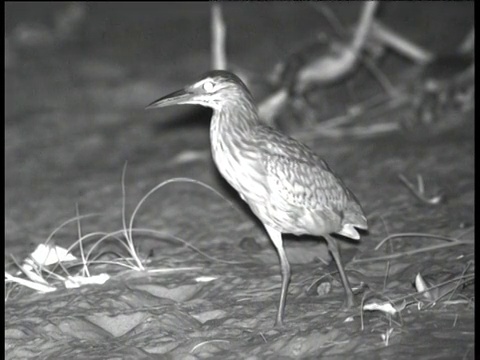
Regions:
[[324, 234, 355, 308], [265, 225, 291, 327]]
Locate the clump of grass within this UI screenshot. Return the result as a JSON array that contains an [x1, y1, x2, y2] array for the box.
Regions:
[[359, 265, 474, 347], [5, 162, 247, 298], [351, 219, 474, 346]]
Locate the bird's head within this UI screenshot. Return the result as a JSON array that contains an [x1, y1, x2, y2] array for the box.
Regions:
[[146, 70, 255, 112]]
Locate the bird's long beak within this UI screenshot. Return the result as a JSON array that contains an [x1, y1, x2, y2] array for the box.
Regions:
[[145, 88, 193, 109]]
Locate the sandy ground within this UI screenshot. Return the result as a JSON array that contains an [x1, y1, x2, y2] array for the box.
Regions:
[[5, 2, 474, 359]]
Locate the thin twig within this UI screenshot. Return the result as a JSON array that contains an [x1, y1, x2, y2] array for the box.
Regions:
[[75, 203, 90, 277], [354, 240, 472, 263], [191, 340, 230, 353], [398, 174, 444, 205], [211, 3, 227, 70], [351, 1, 379, 55], [446, 261, 473, 302], [370, 20, 434, 64], [309, 3, 347, 37], [374, 232, 466, 251], [258, 89, 289, 126], [304, 122, 399, 140], [357, 51, 398, 97]]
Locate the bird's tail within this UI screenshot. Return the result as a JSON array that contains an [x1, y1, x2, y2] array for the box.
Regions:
[[337, 189, 368, 240]]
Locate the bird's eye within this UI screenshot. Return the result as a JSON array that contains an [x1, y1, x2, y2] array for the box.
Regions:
[[203, 81, 215, 93]]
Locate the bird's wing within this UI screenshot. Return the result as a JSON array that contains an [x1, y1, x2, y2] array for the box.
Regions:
[[255, 125, 347, 213], [263, 152, 347, 212], [255, 125, 330, 168]]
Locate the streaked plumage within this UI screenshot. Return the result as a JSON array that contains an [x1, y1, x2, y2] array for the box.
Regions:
[[147, 70, 368, 326]]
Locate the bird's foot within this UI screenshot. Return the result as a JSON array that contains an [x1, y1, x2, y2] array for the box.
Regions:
[[274, 319, 285, 329], [341, 292, 356, 310], [343, 297, 356, 310], [274, 314, 285, 328]]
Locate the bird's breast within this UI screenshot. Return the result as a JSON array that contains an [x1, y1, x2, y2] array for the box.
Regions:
[[210, 125, 268, 207]]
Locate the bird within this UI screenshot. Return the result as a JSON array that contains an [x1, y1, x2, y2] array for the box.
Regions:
[[146, 70, 368, 327]]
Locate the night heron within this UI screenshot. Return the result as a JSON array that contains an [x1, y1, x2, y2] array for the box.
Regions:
[[146, 70, 368, 327]]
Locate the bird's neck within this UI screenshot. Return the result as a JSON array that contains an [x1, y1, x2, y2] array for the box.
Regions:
[[210, 101, 260, 142], [209, 101, 261, 190]]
